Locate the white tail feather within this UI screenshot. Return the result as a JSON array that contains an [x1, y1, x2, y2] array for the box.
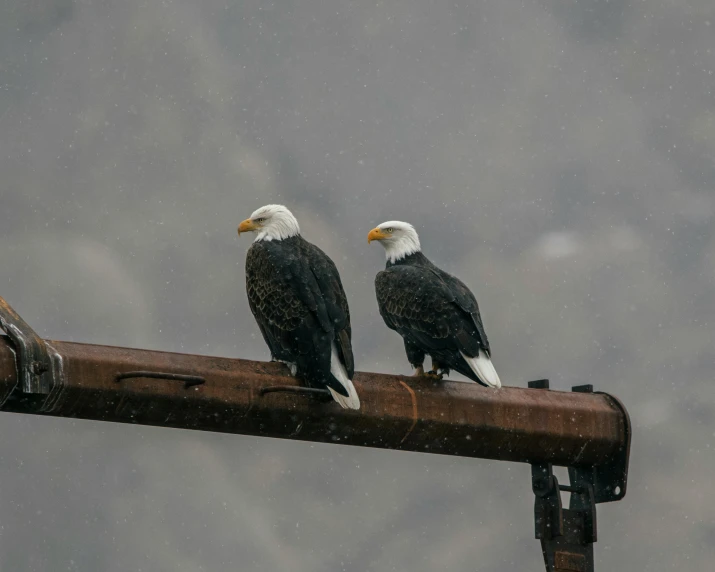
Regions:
[[460, 349, 502, 388], [328, 342, 361, 409]]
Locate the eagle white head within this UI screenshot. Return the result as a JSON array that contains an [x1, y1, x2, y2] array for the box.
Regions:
[[367, 220, 422, 263], [238, 204, 301, 242]]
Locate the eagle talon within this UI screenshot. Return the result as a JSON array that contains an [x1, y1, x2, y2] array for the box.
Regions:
[[425, 370, 444, 381]]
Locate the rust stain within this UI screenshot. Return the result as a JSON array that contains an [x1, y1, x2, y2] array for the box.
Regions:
[[399, 380, 418, 444], [555, 550, 587, 571]]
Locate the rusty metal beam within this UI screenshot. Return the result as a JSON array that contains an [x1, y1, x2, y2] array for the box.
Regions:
[[0, 292, 631, 572], [0, 336, 628, 477]]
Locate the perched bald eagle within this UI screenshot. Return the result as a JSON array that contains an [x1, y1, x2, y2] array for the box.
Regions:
[[238, 204, 360, 409], [368, 221, 501, 388]]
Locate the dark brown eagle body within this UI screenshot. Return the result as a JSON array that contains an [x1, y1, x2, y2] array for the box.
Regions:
[[375, 251, 494, 385], [245, 235, 354, 396]]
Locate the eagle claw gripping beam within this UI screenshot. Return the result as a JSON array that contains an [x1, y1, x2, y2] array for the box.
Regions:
[[528, 380, 631, 572], [0, 295, 55, 396]]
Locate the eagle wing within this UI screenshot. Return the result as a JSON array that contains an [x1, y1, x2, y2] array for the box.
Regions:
[[301, 240, 354, 376], [429, 267, 491, 356]]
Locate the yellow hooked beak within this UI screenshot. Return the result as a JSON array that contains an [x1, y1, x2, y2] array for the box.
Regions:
[[367, 227, 390, 243], [238, 218, 258, 235]]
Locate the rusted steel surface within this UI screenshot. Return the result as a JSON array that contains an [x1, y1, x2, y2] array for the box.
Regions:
[[0, 336, 628, 469]]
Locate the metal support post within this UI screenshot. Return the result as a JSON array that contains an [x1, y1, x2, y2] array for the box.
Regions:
[[528, 380, 631, 572]]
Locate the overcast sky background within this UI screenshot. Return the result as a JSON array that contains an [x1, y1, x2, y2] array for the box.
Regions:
[[1, 0, 714, 570]]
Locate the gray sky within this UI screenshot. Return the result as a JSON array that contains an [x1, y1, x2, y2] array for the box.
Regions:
[[1, 0, 714, 570]]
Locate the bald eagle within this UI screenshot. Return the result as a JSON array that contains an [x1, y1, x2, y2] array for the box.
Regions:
[[238, 204, 360, 409], [368, 221, 501, 388]]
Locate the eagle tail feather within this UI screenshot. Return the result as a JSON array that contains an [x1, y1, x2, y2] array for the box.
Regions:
[[328, 342, 361, 409], [460, 349, 501, 388]]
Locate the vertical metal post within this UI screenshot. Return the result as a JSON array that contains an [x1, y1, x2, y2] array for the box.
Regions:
[[528, 380, 631, 572]]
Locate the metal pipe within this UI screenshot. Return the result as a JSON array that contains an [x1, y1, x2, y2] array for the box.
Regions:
[[0, 336, 628, 470]]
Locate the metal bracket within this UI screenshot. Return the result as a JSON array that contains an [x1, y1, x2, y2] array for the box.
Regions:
[[527, 379, 631, 572], [572, 384, 631, 503], [259, 385, 333, 401], [116, 371, 206, 389], [0, 295, 54, 395]]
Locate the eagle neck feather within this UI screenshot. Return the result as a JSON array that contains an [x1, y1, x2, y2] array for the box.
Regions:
[[383, 237, 421, 264], [386, 251, 431, 268]]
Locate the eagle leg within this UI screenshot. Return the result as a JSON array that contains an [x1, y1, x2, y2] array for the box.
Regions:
[[411, 364, 442, 380], [259, 385, 333, 402], [426, 358, 445, 380]]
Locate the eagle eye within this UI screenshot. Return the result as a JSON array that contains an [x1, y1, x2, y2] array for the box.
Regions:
[[255, 217, 265, 223], [386, 227, 394, 233]]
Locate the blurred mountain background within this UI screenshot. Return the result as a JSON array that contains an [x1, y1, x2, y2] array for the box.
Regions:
[[1, 0, 714, 569]]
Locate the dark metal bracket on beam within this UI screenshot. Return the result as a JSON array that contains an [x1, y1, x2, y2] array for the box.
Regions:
[[115, 371, 206, 389], [259, 385, 333, 400], [527, 380, 632, 572], [0, 295, 56, 396]]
